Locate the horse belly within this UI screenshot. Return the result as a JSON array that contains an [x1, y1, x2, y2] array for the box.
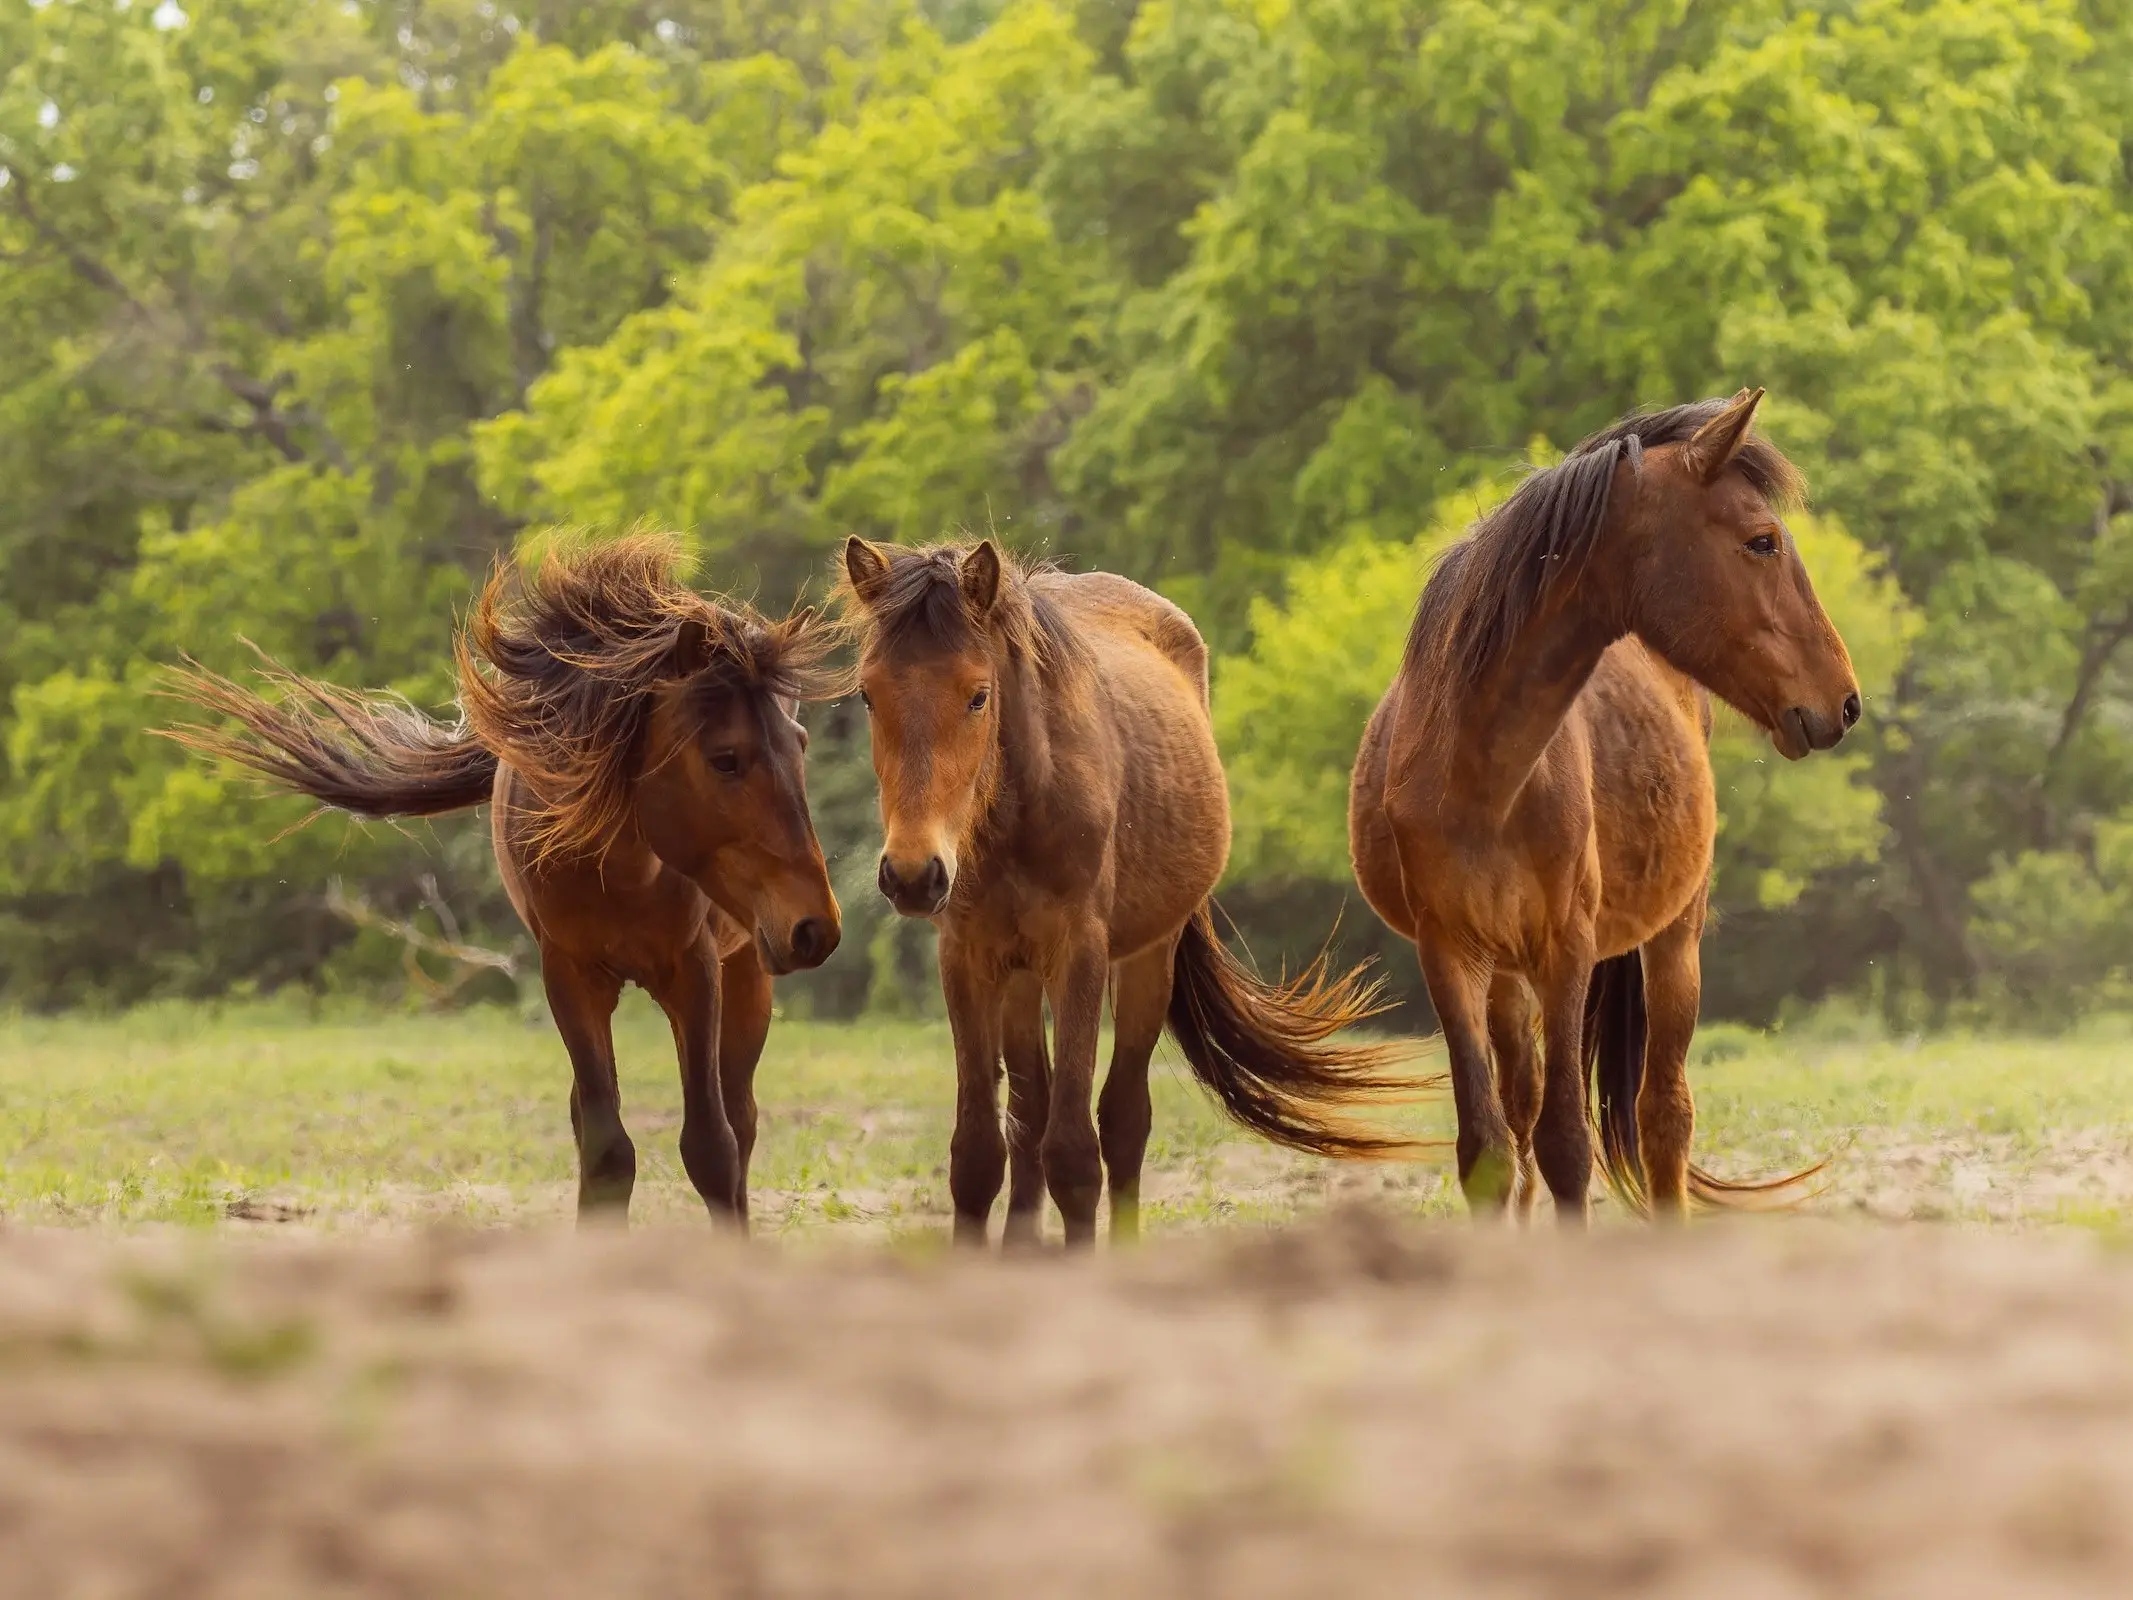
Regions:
[[1104, 665, 1228, 959], [1588, 656, 1715, 957], [1346, 694, 1414, 938]]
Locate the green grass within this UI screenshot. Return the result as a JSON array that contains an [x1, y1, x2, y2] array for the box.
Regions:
[[4, 998, 2133, 1235], [0, 995, 1449, 1234]]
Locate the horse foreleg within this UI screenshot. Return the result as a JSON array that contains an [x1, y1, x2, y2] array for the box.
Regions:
[[648, 934, 742, 1230], [1531, 942, 1597, 1228], [941, 937, 1007, 1248], [1487, 973, 1543, 1224], [543, 952, 633, 1223], [1099, 941, 1173, 1244], [1000, 970, 1051, 1251], [1041, 928, 1111, 1249], [1416, 937, 1515, 1216], [1638, 895, 1706, 1217], [716, 941, 775, 1227]]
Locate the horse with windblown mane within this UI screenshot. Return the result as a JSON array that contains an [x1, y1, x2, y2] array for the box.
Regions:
[[1350, 389, 1858, 1222], [166, 534, 843, 1229]]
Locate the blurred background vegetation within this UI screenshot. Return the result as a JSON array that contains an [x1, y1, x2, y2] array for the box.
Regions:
[[0, 0, 2128, 1030]]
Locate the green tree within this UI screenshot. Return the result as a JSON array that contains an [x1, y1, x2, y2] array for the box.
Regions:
[[4, 0, 2131, 1024], [0, 0, 914, 1003]]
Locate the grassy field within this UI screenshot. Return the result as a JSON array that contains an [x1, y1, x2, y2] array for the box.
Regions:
[[4, 997, 2133, 1235]]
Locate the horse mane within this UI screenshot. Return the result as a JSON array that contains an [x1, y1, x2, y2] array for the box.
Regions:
[[838, 541, 1091, 681], [1401, 397, 1807, 692], [456, 532, 839, 860]]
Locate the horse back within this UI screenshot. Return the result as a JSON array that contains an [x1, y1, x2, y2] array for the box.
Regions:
[[1035, 570, 1227, 950], [1042, 570, 1211, 706]]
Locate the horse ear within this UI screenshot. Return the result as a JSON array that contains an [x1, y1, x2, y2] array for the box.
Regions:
[[844, 536, 890, 603], [961, 540, 1002, 615], [1682, 387, 1766, 484], [667, 615, 716, 680]]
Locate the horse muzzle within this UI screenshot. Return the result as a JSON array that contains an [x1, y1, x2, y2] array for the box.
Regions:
[[1776, 693, 1861, 760], [757, 915, 840, 976], [877, 851, 951, 917]]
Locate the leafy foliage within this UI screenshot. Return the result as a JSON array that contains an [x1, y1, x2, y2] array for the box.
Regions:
[[1, 0, 2129, 1025]]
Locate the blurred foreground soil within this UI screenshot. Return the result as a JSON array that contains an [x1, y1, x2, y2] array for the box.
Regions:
[[3, 1210, 2131, 1597]]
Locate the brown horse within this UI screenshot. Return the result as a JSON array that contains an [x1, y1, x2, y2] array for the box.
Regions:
[[167, 534, 842, 1228], [839, 538, 1418, 1250], [1349, 390, 1859, 1222]]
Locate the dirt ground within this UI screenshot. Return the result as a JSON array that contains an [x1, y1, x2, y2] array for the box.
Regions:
[[6, 1211, 2133, 1598]]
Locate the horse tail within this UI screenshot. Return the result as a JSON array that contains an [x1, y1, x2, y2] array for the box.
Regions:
[[1584, 949, 1826, 1213], [1165, 903, 1422, 1159], [162, 655, 498, 819], [1584, 953, 1651, 1209]]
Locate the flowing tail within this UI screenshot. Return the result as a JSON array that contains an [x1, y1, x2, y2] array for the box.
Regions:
[[1165, 904, 1424, 1159], [1584, 951, 1826, 1211], [161, 655, 498, 819]]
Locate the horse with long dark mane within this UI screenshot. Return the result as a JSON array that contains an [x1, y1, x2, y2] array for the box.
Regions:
[[167, 534, 843, 1228], [840, 537, 1421, 1249], [1349, 389, 1859, 1222]]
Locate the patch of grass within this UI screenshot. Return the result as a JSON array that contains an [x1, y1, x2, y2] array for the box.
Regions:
[[4, 999, 2133, 1235], [1690, 1030, 2133, 1153], [0, 996, 1443, 1232]]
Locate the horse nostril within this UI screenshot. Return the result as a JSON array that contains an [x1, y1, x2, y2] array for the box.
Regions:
[[1841, 693, 1862, 729], [878, 854, 948, 908], [789, 917, 832, 968]]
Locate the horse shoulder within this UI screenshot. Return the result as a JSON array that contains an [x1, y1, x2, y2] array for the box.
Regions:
[[1587, 642, 1706, 750], [1582, 641, 1717, 950], [494, 769, 711, 970]]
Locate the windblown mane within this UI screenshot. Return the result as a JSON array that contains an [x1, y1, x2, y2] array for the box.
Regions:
[[1402, 397, 1807, 693], [837, 541, 1090, 680], [458, 533, 839, 859]]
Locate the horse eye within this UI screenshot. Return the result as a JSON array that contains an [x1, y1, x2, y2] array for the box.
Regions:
[[968, 686, 991, 713], [710, 750, 742, 778], [858, 689, 872, 712], [1747, 532, 1780, 556]]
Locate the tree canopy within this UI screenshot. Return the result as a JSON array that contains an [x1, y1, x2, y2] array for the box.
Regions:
[[2, 0, 2129, 1024]]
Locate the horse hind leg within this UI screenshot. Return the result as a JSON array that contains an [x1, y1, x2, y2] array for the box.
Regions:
[[1531, 940, 1598, 1228], [1637, 901, 1705, 1217], [1000, 970, 1051, 1251], [1040, 932, 1111, 1249], [1487, 973, 1543, 1223], [1100, 941, 1172, 1243], [1415, 938, 1516, 1215], [543, 952, 635, 1222]]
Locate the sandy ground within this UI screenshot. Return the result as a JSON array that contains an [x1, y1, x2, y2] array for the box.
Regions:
[[176, 1118, 2133, 1237], [6, 1212, 2133, 1597]]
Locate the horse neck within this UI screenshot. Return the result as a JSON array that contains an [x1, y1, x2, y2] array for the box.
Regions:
[[1429, 566, 1626, 825]]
